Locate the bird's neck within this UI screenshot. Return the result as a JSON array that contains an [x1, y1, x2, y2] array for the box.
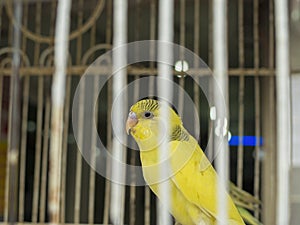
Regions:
[[139, 146, 159, 167]]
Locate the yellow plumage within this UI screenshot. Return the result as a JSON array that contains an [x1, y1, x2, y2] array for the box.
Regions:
[[126, 99, 259, 225]]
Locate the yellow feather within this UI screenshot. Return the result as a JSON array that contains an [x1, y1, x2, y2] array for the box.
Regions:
[[128, 99, 254, 225]]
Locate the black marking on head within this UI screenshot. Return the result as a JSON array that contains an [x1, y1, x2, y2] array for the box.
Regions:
[[137, 98, 159, 113], [139, 96, 179, 115], [170, 125, 189, 141]]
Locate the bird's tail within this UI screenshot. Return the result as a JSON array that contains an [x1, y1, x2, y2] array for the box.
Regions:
[[229, 182, 263, 225], [237, 207, 263, 225]]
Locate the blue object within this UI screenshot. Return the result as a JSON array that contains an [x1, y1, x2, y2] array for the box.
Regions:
[[229, 136, 263, 146]]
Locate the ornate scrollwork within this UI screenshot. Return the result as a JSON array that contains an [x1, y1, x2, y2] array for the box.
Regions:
[[0, 47, 31, 67], [81, 44, 112, 65], [5, 0, 105, 44], [39, 47, 72, 66]]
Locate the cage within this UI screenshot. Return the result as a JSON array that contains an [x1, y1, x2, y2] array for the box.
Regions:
[[0, 0, 299, 225]]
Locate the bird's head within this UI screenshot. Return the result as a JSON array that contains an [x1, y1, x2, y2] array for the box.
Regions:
[[126, 98, 183, 150]]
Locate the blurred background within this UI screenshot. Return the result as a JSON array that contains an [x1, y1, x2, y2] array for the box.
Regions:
[[0, 0, 299, 224]]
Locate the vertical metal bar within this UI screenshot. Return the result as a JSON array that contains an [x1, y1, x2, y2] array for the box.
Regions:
[[129, 2, 141, 223], [60, 73, 71, 224], [194, 0, 200, 63], [237, 82, 244, 188], [274, 0, 291, 224], [237, 0, 245, 189], [0, 0, 2, 144], [47, 1, 65, 223], [269, 0, 275, 72], [193, 0, 200, 145], [49, 1, 57, 37], [104, 5, 113, 224], [261, 78, 277, 225], [253, 0, 260, 71], [0, 42, 3, 220], [110, 0, 128, 224], [39, 97, 51, 222], [88, 23, 97, 225], [74, 0, 84, 223], [4, 91, 8, 221], [145, 1, 156, 224], [207, 0, 214, 162], [261, 79, 277, 224], [5, 0, 22, 223], [103, 85, 112, 224], [0, 75, 2, 134], [32, 77, 43, 222], [179, 0, 185, 48], [178, 0, 185, 116], [18, 0, 29, 221], [49, 0, 72, 223], [103, 0, 113, 223], [149, 0, 156, 74], [157, 0, 174, 224], [262, 1, 276, 223], [88, 74, 98, 225], [193, 79, 200, 140], [0, 2, 2, 42], [254, 77, 261, 219], [144, 187, 151, 225], [253, 0, 261, 219], [213, 0, 229, 224], [7, 2, 13, 46], [32, 2, 43, 222], [208, 0, 213, 67], [74, 73, 85, 225], [106, 0, 113, 45], [130, 70, 140, 225], [148, 0, 156, 81], [103, 92, 112, 224], [18, 76, 30, 222]]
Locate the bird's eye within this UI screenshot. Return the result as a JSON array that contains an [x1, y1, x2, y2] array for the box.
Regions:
[[143, 111, 153, 119]]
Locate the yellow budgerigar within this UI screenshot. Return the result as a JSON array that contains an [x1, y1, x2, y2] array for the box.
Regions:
[[126, 98, 261, 225]]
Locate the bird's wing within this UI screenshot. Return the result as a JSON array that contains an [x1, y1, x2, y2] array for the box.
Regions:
[[168, 139, 244, 224], [168, 140, 218, 218]]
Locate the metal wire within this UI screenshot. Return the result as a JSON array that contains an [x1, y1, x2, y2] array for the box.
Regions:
[[110, 0, 128, 224], [253, 0, 261, 219], [275, 0, 292, 224], [0, 66, 278, 76], [237, 0, 245, 189], [5, 0, 22, 223], [60, 74, 71, 224], [18, 1, 29, 221], [144, 1, 157, 224], [130, 72, 140, 225], [178, 0, 186, 116], [48, 0, 72, 223], [74, 67, 85, 225], [213, 0, 229, 224], [261, 0, 277, 223], [193, 0, 200, 141], [32, 3, 43, 222], [103, 0, 113, 224], [40, 97, 51, 222], [88, 19, 98, 225], [157, 0, 174, 224], [74, 1, 85, 223]]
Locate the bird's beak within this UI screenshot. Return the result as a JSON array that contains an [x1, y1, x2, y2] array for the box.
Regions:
[[126, 111, 138, 135]]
